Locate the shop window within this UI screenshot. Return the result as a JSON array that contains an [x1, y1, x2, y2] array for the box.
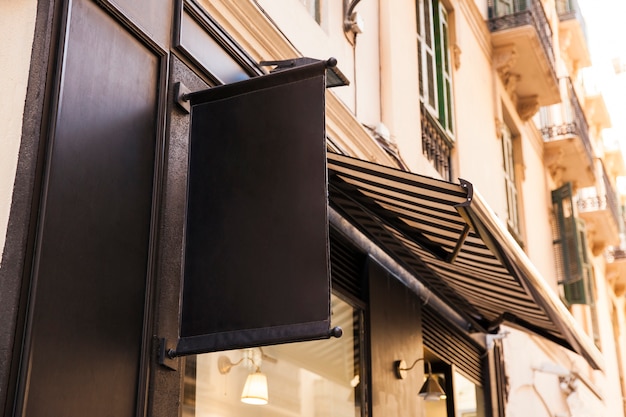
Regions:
[[450, 371, 485, 417], [423, 351, 486, 417], [182, 293, 366, 417], [417, 0, 454, 137]]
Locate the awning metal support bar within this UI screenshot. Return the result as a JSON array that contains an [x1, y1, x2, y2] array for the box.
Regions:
[[328, 152, 604, 370], [330, 178, 451, 261], [445, 178, 474, 263], [446, 223, 470, 263], [329, 206, 477, 336]]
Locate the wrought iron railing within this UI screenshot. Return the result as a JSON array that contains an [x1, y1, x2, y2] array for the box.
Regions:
[[606, 246, 626, 262], [487, 0, 555, 70], [541, 77, 594, 169], [421, 104, 453, 181], [577, 162, 620, 229]]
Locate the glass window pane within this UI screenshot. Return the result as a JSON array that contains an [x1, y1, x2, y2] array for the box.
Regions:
[[416, 0, 422, 33], [452, 371, 485, 417], [424, 0, 433, 46], [418, 41, 424, 98], [427, 54, 436, 108], [183, 294, 362, 417]]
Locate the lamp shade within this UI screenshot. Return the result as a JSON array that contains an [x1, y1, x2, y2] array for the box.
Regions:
[[241, 371, 269, 405], [418, 374, 447, 401]]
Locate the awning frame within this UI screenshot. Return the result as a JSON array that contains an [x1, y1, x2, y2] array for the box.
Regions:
[[328, 152, 604, 370]]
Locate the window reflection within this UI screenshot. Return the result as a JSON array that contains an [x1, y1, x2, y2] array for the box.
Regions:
[[423, 373, 448, 417], [183, 294, 363, 417], [452, 371, 484, 417], [422, 367, 485, 417]]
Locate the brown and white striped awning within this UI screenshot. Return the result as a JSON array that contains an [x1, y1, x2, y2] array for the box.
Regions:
[[327, 152, 603, 370]]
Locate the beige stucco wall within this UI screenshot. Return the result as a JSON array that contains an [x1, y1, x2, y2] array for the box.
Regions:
[[591, 257, 626, 417], [0, 0, 38, 264], [254, 0, 365, 121], [378, 0, 423, 173], [453, 1, 506, 216], [519, 122, 559, 290]]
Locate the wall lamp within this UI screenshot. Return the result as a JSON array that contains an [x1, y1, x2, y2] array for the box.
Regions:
[[394, 358, 447, 401], [218, 353, 269, 405], [343, 0, 364, 34]]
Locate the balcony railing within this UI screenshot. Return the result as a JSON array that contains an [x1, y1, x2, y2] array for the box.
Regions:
[[577, 163, 620, 228], [541, 77, 594, 169], [488, 0, 555, 70], [421, 104, 453, 181], [606, 247, 626, 263]]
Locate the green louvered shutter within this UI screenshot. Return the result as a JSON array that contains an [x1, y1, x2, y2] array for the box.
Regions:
[[552, 183, 592, 305]]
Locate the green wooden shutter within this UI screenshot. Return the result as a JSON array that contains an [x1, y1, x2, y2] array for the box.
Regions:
[[435, 2, 453, 134], [562, 219, 593, 305], [417, 0, 438, 110], [552, 183, 592, 305]]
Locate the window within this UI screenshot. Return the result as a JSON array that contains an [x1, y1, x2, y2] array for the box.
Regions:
[[300, 0, 322, 24], [551, 183, 594, 306], [182, 294, 366, 417], [551, 182, 601, 346], [417, 0, 454, 136], [501, 123, 520, 236]]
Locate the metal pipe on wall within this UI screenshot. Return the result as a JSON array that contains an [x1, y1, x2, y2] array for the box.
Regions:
[[328, 206, 472, 334]]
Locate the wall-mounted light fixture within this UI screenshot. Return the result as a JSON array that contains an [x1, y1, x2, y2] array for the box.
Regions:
[[343, 0, 365, 34], [240, 370, 268, 405], [218, 353, 269, 405], [394, 358, 447, 401]]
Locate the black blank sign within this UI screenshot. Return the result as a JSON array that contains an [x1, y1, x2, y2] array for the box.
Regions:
[[178, 62, 331, 355]]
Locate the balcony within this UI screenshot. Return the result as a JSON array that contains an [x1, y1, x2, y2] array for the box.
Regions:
[[488, 0, 560, 117], [556, 0, 591, 71], [541, 77, 595, 188], [604, 145, 626, 179], [577, 163, 621, 255], [606, 247, 626, 296], [584, 92, 611, 133]]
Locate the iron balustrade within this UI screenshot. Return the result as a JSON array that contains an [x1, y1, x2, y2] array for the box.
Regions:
[[606, 247, 626, 262], [577, 163, 620, 231], [421, 104, 453, 181], [541, 77, 594, 170], [487, 0, 555, 70]]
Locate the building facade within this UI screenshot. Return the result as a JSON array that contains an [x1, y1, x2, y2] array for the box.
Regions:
[[1, 1, 624, 416]]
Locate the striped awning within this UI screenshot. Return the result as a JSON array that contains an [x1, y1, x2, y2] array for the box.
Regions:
[[328, 152, 603, 370]]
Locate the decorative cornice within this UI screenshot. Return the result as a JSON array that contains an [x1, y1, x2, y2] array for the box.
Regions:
[[325, 92, 392, 164], [196, 0, 395, 165], [196, 0, 298, 62], [494, 46, 517, 74], [453, 44, 462, 70], [493, 45, 519, 94], [495, 118, 504, 140], [517, 95, 540, 121]]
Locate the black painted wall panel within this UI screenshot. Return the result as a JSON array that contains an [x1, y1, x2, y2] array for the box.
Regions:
[[368, 259, 424, 417], [22, 1, 158, 416]]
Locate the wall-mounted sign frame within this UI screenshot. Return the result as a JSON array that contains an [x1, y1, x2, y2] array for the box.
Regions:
[[161, 59, 344, 366]]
